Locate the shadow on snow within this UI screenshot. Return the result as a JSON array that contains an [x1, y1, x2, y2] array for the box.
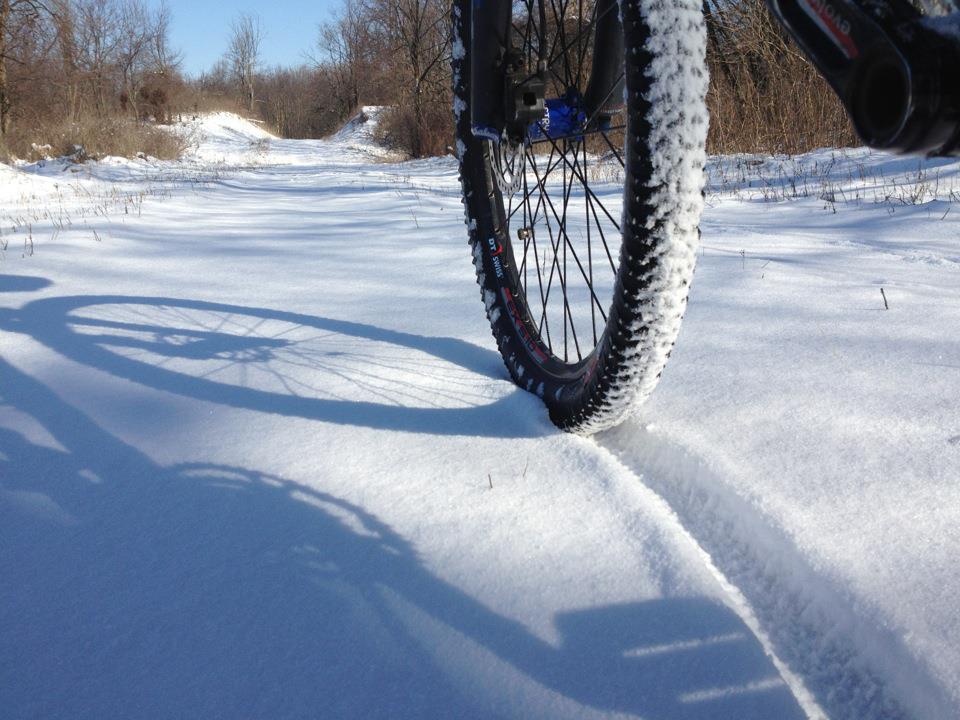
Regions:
[[0, 286, 806, 718], [0, 294, 545, 438]]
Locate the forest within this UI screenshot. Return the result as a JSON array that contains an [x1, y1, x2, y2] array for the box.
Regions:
[[0, 0, 855, 161]]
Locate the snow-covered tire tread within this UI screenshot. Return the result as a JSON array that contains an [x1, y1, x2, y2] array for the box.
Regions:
[[452, 0, 708, 434]]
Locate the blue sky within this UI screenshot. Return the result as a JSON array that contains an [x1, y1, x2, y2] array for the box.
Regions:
[[158, 0, 341, 76]]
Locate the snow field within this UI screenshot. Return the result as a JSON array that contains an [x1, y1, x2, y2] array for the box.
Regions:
[[604, 151, 960, 719], [1, 111, 958, 719]]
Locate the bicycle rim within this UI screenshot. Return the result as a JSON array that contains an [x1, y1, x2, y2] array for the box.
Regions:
[[453, 0, 708, 433]]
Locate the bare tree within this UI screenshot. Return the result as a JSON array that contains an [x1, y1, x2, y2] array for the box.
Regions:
[[369, 0, 450, 156], [148, 0, 180, 75], [0, 0, 12, 134], [0, 0, 49, 134], [140, 1, 183, 122], [73, 0, 124, 117], [115, 0, 151, 118], [0, 0, 193, 160], [47, 0, 82, 121], [314, 0, 389, 121], [257, 65, 327, 138], [227, 12, 263, 112]]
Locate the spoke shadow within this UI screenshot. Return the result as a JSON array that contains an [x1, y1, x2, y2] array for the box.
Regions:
[[0, 356, 807, 719], [0, 294, 546, 438]]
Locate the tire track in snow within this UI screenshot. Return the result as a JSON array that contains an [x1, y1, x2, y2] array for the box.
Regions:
[[596, 423, 946, 720], [580, 438, 828, 720]]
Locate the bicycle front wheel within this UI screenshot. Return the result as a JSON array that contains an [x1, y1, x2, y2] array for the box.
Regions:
[[452, 0, 708, 433]]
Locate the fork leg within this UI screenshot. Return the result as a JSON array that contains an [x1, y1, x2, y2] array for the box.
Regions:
[[583, 0, 625, 121], [469, 0, 514, 142]]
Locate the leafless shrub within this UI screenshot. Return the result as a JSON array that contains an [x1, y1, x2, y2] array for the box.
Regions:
[[226, 13, 264, 112], [0, 116, 185, 162], [256, 66, 333, 139], [1, 0, 188, 160], [290, 0, 453, 155], [704, 0, 857, 154], [374, 101, 452, 159]]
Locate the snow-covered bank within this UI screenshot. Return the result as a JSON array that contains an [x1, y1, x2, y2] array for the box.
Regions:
[[601, 168, 960, 719], [2, 113, 958, 719]]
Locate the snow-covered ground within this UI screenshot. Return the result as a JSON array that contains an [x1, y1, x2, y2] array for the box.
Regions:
[[1, 112, 958, 720]]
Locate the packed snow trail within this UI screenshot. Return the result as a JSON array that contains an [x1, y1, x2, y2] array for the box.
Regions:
[[0, 112, 957, 719], [0, 113, 814, 720]]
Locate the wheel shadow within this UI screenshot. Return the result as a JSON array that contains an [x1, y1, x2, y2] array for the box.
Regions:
[[0, 275, 52, 293], [0, 294, 548, 438], [0, 355, 807, 719]]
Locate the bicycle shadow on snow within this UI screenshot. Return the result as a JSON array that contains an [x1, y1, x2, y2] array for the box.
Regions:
[[0, 355, 807, 719], [0, 274, 52, 293], [0, 294, 547, 438]]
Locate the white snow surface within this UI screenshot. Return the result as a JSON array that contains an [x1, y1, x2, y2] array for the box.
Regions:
[[1, 113, 959, 719]]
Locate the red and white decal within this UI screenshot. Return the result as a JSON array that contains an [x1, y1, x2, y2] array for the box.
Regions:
[[583, 351, 601, 382], [797, 0, 859, 59], [502, 288, 548, 364]]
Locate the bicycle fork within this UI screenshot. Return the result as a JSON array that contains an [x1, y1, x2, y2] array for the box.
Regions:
[[767, 0, 960, 155]]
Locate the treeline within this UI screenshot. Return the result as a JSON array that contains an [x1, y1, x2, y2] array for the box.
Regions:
[[1, 0, 857, 162], [0, 0, 187, 160], [247, 0, 853, 156], [219, 0, 452, 157]]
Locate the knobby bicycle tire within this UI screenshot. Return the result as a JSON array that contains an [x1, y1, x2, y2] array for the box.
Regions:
[[452, 0, 708, 433]]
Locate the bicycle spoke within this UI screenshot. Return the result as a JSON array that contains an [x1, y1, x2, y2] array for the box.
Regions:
[[528, 124, 625, 145], [547, 0, 609, 79], [598, 127, 625, 168], [526, 145, 610, 343], [582, 139, 596, 345], [540, 130, 621, 231], [493, 0, 625, 365], [507, 149, 564, 222], [546, 0, 573, 89], [519, 146, 555, 351]]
